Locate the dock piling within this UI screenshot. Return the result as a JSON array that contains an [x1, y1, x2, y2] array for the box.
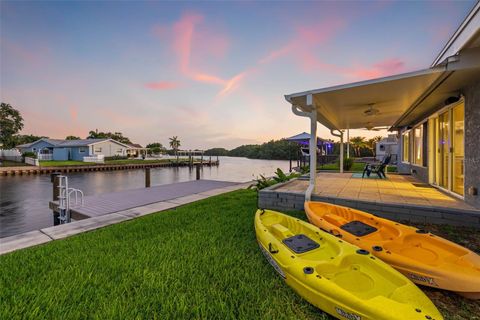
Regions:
[[145, 167, 151, 188], [195, 163, 201, 180], [51, 172, 61, 226]]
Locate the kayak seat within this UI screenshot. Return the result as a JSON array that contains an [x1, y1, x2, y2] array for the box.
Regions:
[[323, 214, 349, 226], [270, 223, 294, 240]]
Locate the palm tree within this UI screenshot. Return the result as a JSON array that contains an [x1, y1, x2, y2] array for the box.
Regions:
[[169, 136, 181, 162], [349, 136, 367, 157], [368, 136, 383, 160]]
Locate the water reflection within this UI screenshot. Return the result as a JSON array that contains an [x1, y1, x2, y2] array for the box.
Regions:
[[0, 157, 290, 238]]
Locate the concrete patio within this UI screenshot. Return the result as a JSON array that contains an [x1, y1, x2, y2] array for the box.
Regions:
[[258, 172, 480, 227]]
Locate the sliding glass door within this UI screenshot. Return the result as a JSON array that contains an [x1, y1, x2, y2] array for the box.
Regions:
[[431, 101, 464, 196], [438, 112, 450, 189], [452, 103, 465, 195]]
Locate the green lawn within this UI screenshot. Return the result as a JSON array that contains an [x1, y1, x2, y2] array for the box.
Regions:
[[318, 162, 398, 173], [1, 190, 477, 319], [0, 160, 30, 167], [0, 190, 324, 319]]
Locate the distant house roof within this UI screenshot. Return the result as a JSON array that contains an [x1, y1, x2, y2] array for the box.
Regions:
[[285, 132, 328, 144], [16, 138, 131, 149], [16, 138, 65, 149], [58, 139, 108, 147], [127, 143, 144, 149]]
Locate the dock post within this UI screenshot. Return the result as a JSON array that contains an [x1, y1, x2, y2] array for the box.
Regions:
[[209, 156, 212, 166], [216, 155, 219, 165], [196, 163, 201, 180], [51, 172, 61, 225], [145, 167, 151, 188]]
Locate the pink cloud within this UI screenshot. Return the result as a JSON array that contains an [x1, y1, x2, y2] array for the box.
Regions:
[[344, 58, 406, 80], [145, 81, 179, 90], [151, 11, 251, 96], [258, 18, 346, 67]]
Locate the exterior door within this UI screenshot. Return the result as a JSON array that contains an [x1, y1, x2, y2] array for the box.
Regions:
[[432, 101, 465, 196], [438, 111, 449, 189], [452, 103, 465, 195]]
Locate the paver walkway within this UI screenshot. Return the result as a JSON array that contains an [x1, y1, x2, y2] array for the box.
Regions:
[[276, 173, 475, 211]]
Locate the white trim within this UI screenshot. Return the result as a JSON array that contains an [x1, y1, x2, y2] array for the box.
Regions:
[[87, 139, 130, 148], [431, 183, 465, 201], [431, 2, 480, 66]]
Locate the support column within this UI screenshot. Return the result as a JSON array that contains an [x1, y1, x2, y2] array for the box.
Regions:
[[340, 131, 344, 173], [346, 129, 350, 159], [308, 94, 317, 200]]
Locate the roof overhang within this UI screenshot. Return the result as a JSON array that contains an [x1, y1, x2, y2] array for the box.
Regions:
[[285, 47, 480, 131], [431, 2, 480, 66]]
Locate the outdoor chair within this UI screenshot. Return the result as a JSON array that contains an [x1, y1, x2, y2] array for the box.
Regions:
[[362, 154, 391, 179]]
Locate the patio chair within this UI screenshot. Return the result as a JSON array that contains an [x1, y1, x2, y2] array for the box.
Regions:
[[362, 154, 391, 179]]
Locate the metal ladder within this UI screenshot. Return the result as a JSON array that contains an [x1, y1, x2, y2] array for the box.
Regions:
[[57, 175, 84, 224]]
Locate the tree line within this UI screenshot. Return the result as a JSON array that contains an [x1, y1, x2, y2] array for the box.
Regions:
[[1, 102, 384, 160]]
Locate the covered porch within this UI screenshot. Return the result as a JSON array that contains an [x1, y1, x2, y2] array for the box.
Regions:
[[284, 47, 480, 204], [258, 172, 480, 227]]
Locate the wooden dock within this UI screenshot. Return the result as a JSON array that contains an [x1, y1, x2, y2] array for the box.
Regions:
[[49, 179, 238, 220], [0, 160, 219, 176]]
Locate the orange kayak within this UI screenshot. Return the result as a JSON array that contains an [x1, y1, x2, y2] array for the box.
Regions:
[[304, 201, 480, 299]]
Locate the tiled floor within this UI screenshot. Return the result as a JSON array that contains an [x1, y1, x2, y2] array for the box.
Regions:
[[275, 173, 476, 210]]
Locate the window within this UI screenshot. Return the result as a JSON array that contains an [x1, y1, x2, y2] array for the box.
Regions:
[[402, 131, 410, 162], [95, 147, 102, 153], [117, 149, 123, 153], [413, 125, 423, 166], [79, 147, 86, 153]]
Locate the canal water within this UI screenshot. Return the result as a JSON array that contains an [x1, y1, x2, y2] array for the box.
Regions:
[[0, 157, 290, 238]]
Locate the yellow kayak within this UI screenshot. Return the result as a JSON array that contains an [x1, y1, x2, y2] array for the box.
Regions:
[[304, 201, 480, 299], [255, 209, 443, 320]]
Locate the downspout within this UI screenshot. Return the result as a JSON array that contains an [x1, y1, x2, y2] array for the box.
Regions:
[[330, 129, 344, 173], [291, 96, 317, 201]]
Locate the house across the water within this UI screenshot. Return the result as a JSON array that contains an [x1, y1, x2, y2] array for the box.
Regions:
[[16, 138, 131, 161]]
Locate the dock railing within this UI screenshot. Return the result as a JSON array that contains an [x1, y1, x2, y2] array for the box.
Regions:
[[83, 155, 105, 163]]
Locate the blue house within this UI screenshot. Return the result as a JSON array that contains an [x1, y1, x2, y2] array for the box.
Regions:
[[16, 138, 131, 161]]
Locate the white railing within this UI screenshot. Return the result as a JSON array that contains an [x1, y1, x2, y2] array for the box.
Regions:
[[57, 175, 84, 224], [0, 149, 22, 162], [24, 157, 39, 166], [83, 155, 105, 163], [38, 154, 53, 161]]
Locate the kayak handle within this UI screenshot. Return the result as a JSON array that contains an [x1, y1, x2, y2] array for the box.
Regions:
[[269, 243, 279, 254], [330, 230, 343, 238]]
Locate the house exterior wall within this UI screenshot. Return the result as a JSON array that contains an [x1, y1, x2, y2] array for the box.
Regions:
[[397, 82, 478, 208], [53, 148, 69, 161], [90, 140, 127, 157], [70, 146, 91, 161], [464, 81, 480, 207]]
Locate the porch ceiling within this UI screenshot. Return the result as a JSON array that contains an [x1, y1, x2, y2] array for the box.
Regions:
[[285, 47, 480, 131], [285, 68, 444, 131]]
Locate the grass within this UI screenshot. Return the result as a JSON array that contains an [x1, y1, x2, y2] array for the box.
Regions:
[[0, 190, 324, 320], [39, 158, 191, 167], [318, 162, 398, 173], [0, 190, 477, 319], [0, 160, 30, 167]]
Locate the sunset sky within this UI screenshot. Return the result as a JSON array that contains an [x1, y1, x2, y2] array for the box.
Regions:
[[0, 1, 475, 149]]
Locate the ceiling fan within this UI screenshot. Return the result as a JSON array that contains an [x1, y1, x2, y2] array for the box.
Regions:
[[363, 103, 380, 117]]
